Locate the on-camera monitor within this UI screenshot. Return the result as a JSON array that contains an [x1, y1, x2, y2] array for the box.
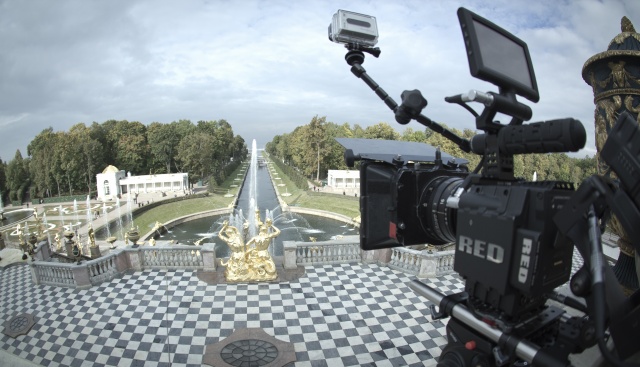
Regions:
[[457, 8, 539, 102]]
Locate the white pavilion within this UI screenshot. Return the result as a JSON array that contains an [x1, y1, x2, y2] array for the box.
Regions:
[[96, 165, 189, 201]]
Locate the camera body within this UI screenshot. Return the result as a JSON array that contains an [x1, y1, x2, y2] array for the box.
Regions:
[[328, 9, 379, 47], [359, 157, 466, 250], [456, 180, 575, 319]]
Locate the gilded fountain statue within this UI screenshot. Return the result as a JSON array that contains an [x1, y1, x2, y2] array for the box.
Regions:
[[219, 209, 280, 282]]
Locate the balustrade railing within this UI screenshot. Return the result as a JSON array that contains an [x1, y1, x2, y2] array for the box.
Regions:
[[140, 246, 204, 269], [389, 247, 422, 274], [32, 263, 75, 287], [88, 254, 119, 286], [29, 236, 456, 289], [387, 247, 455, 278], [29, 243, 216, 289], [294, 242, 361, 265]]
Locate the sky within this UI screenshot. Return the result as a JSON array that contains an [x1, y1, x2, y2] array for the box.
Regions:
[[1, 0, 639, 163]]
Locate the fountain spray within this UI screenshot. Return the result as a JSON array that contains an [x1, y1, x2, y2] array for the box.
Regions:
[[116, 197, 124, 242], [103, 202, 111, 239], [73, 199, 79, 233], [58, 204, 65, 229]]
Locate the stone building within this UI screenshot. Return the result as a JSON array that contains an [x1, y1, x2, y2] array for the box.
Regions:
[[96, 165, 189, 201]]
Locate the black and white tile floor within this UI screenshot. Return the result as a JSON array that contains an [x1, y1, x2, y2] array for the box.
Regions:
[[0, 262, 466, 367], [0, 249, 587, 367]]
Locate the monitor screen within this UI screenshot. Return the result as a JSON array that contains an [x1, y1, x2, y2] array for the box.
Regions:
[[458, 8, 539, 102]]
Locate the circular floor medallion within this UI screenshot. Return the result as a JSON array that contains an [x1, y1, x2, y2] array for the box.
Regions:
[[220, 339, 278, 366]]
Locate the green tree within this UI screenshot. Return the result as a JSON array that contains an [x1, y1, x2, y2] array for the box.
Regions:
[[176, 132, 216, 184], [105, 120, 149, 174], [69, 123, 105, 195], [6, 150, 29, 202], [28, 127, 58, 198], [0, 158, 7, 204], [305, 115, 328, 181], [401, 127, 427, 142], [323, 122, 349, 172], [147, 122, 180, 173], [364, 122, 400, 140]]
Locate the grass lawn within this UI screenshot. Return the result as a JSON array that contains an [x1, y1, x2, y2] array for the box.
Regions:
[[266, 157, 359, 218], [133, 194, 233, 232]]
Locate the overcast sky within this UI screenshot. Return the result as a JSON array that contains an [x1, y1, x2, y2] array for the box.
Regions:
[[1, 0, 639, 163]]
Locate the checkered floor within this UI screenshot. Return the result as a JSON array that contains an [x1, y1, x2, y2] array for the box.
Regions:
[[0, 262, 466, 367]]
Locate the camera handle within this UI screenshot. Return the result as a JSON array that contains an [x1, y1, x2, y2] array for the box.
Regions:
[[410, 279, 568, 367], [344, 49, 472, 153]]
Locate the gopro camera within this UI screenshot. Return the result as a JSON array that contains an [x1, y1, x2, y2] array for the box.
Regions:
[[328, 10, 379, 47]]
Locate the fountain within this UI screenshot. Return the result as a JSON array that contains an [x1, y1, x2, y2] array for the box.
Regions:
[[103, 202, 117, 248], [0, 193, 35, 232], [157, 139, 357, 261], [58, 204, 65, 230], [73, 199, 79, 231], [116, 198, 125, 244]]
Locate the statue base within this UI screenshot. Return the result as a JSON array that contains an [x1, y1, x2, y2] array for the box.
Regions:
[[65, 242, 74, 258], [90, 246, 101, 259]]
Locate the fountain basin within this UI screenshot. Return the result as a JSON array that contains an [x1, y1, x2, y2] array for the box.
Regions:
[[148, 210, 358, 259], [0, 209, 36, 232]]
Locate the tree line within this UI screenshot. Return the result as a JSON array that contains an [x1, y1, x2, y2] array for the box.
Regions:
[[266, 116, 598, 185], [0, 119, 248, 204]]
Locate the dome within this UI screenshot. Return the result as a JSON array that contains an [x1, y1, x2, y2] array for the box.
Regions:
[[102, 165, 120, 174]]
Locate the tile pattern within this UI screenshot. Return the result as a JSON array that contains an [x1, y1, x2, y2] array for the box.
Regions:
[[0, 263, 465, 367], [0, 248, 591, 367]]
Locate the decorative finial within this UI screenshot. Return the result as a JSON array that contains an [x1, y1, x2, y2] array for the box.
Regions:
[[622, 16, 636, 33]]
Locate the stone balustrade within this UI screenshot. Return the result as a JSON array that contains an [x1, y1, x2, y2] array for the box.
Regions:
[[29, 242, 216, 289], [31, 262, 76, 287], [138, 246, 205, 269], [285, 240, 361, 267], [388, 247, 455, 278], [283, 236, 454, 278], [28, 234, 455, 289]]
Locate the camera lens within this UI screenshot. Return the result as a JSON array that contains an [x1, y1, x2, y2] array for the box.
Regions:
[[418, 176, 463, 245]]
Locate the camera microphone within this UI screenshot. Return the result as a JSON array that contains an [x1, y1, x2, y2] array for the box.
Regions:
[[470, 118, 586, 155]]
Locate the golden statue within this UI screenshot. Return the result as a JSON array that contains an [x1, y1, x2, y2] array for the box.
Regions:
[[245, 213, 280, 281], [218, 209, 280, 282], [54, 232, 63, 252], [87, 225, 96, 248], [219, 220, 249, 282]]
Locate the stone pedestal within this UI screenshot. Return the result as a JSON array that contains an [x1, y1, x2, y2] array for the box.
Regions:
[[283, 241, 297, 269], [34, 241, 51, 261], [65, 242, 75, 258], [201, 244, 216, 271], [90, 246, 101, 259]]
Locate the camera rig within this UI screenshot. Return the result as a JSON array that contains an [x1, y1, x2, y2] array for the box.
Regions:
[[331, 7, 640, 367]]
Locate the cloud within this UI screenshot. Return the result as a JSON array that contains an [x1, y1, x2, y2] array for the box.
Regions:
[[0, 0, 638, 162]]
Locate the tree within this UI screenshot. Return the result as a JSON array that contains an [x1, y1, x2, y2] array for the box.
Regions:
[[364, 122, 400, 140], [0, 158, 7, 204], [147, 122, 179, 173], [401, 127, 427, 142], [105, 120, 149, 174], [176, 132, 216, 184], [28, 127, 57, 198], [69, 123, 105, 195], [6, 150, 29, 201], [323, 122, 349, 172], [305, 116, 327, 181]]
